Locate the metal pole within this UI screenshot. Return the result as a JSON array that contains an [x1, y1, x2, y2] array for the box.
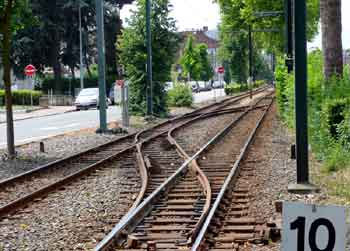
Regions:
[[294, 0, 309, 184], [95, 0, 107, 131], [248, 25, 253, 99], [285, 0, 294, 73], [146, 0, 153, 116], [79, 1, 84, 89]]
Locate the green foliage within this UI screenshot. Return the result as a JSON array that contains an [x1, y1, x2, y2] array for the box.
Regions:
[[225, 83, 249, 95], [217, 0, 319, 53], [225, 80, 265, 96], [276, 50, 350, 172], [180, 35, 199, 81], [196, 44, 214, 81], [0, 90, 42, 106], [118, 0, 179, 116], [167, 84, 193, 107], [180, 36, 213, 82], [40, 76, 116, 95], [10, 0, 126, 81], [217, 0, 319, 84]]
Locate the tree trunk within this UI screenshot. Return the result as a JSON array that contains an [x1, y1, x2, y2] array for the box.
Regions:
[[320, 0, 343, 79], [50, 32, 62, 93], [1, 0, 16, 157]]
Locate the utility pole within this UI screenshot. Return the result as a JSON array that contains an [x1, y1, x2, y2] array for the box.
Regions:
[[248, 25, 253, 99], [79, 0, 84, 90], [288, 0, 318, 193], [95, 0, 107, 132], [146, 0, 153, 116], [285, 0, 294, 73]]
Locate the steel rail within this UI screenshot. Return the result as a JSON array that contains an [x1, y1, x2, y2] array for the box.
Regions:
[[0, 86, 267, 189], [192, 97, 274, 251], [168, 122, 212, 245], [93, 93, 272, 251], [101, 100, 258, 246], [134, 86, 269, 142], [0, 91, 269, 218]]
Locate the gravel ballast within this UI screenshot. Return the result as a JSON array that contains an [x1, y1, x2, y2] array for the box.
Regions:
[[0, 150, 141, 251], [0, 132, 125, 181]]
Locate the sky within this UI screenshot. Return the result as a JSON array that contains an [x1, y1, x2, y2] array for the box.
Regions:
[[120, 0, 350, 49], [120, 0, 221, 30]]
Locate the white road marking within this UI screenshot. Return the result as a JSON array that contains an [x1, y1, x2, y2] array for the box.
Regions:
[[40, 123, 80, 131]]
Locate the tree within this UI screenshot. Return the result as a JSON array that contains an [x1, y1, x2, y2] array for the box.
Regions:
[[320, 0, 343, 79], [118, 0, 179, 116], [180, 36, 214, 82], [0, 0, 30, 157], [11, 0, 128, 90], [217, 0, 319, 83], [196, 43, 213, 81], [180, 35, 199, 81]]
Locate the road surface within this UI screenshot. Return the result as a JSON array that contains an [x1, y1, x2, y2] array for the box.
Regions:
[[0, 107, 121, 148], [0, 89, 225, 148]]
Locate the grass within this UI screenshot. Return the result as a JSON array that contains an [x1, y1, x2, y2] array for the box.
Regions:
[[311, 155, 350, 205]]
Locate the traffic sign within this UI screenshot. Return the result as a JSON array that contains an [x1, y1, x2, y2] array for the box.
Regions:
[[24, 64, 37, 77], [217, 66, 225, 74], [116, 79, 124, 87], [282, 202, 346, 251]]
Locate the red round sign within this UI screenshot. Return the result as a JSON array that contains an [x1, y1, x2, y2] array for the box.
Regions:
[[217, 66, 225, 74], [116, 80, 124, 87], [25, 64, 37, 77]]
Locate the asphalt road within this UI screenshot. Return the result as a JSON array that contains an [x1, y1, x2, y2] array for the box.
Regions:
[[0, 107, 121, 148], [0, 89, 225, 148]]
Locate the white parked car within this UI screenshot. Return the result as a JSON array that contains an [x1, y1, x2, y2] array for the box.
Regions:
[[74, 88, 108, 110], [212, 80, 226, 89]]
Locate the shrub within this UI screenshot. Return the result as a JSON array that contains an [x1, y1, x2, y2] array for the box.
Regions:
[[224, 83, 248, 96], [0, 90, 42, 106], [167, 84, 193, 107], [253, 80, 265, 88], [321, 98, 350, 139], [275, 50, 350, 173]]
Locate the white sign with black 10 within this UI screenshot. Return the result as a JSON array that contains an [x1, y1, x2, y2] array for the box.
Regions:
[[282, 202, 347, 251]]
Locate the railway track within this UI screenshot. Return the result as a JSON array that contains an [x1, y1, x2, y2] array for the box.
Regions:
[[93, 93, 274, 251], [0, 89, 272, 251], [0, 87, 268, 218]]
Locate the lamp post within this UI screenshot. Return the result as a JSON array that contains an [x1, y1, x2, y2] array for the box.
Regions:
[[146, 0, 153, 117]]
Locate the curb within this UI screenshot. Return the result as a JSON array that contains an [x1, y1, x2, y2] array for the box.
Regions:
[[0, 109, 77, 124]]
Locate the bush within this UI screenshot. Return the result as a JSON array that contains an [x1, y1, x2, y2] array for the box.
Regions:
[[275, 50, 350, 172], [322, 98, 350, 139], [0, 90, 42, 106], [167, 84, 193, 107], [224, 83, 248, 96]]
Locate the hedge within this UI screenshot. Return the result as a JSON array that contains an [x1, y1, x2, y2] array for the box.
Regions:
[[224, 81, 265, 96], [224, 83, 249, 95], [0, 90, 42, 106], [167, 84, 193, 107]]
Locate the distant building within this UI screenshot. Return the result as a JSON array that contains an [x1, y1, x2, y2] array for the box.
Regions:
[[180, 26, 220, 74]]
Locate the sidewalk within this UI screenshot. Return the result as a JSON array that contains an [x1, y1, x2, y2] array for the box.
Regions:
[[0, 106, 76, 123]]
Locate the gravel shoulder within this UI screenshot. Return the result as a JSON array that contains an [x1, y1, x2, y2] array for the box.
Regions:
[[237, 103, 349, 250]]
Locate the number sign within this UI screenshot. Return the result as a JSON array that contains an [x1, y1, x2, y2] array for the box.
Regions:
[[282, 202, 346, 251]]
